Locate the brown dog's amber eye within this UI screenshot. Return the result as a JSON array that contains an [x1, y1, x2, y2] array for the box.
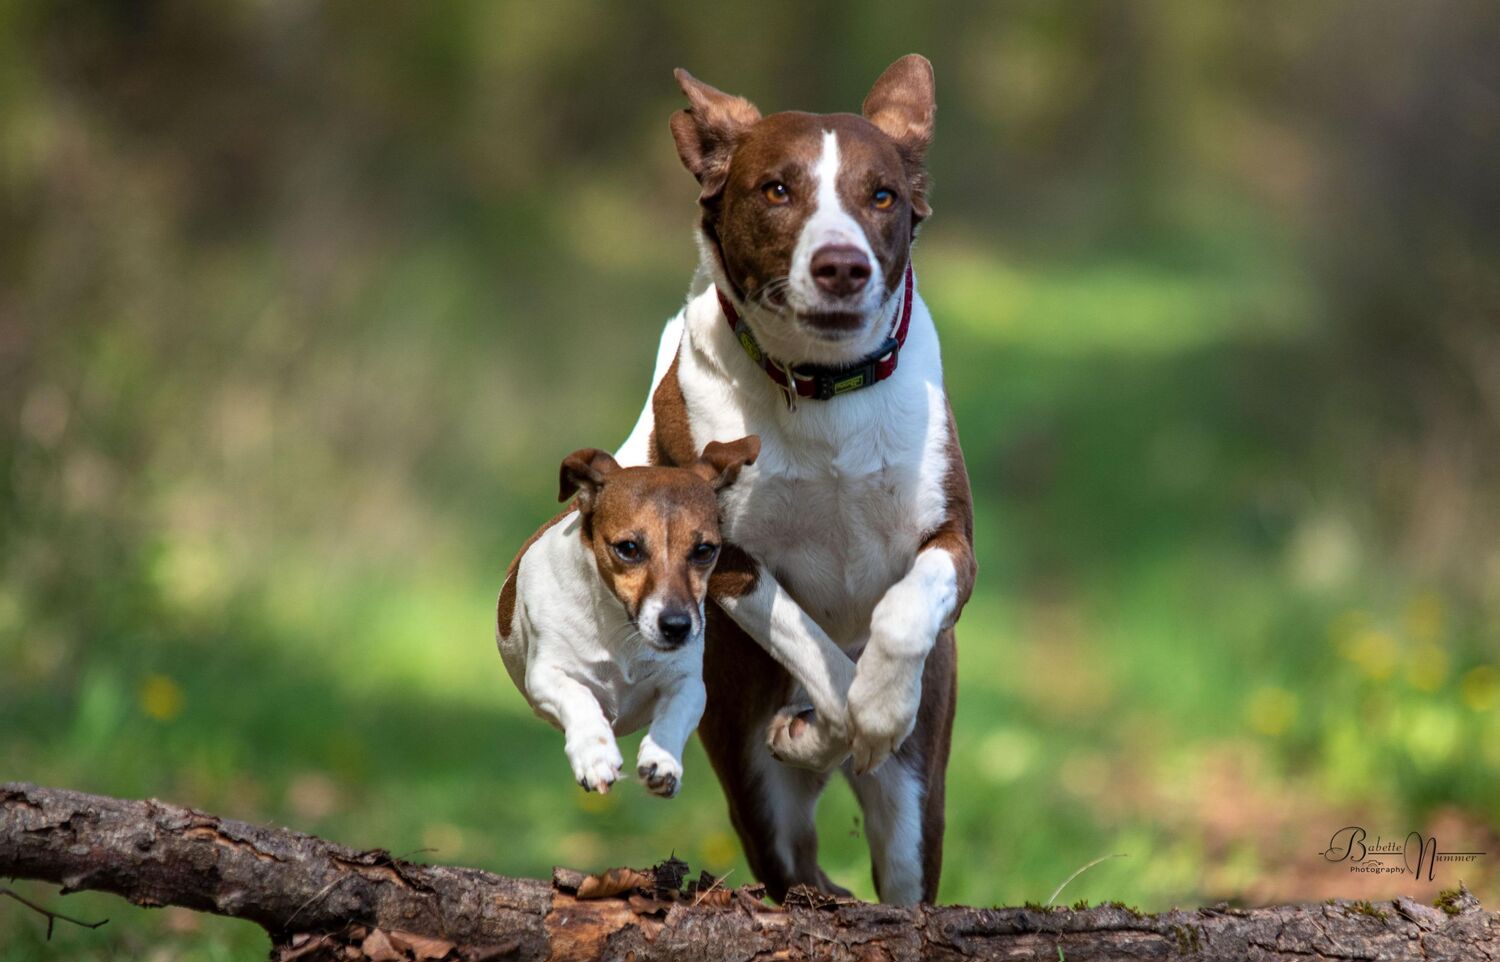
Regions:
[[690, 543, 719, 566], [612, 540, 643, 563], [763, 181, 790, 205], [872, 188, 895, 210]]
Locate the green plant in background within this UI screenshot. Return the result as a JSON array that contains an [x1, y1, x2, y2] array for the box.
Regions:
[[2, 1, 1497, 959]]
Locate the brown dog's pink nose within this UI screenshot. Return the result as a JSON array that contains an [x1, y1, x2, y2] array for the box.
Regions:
[[810, 245, 872, 297]]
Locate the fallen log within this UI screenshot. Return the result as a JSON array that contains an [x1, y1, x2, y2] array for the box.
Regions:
[[2, 782, 1494, 961]]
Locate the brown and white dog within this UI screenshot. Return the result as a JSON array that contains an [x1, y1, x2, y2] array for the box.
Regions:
[[615, 55, 975, 904], [496, 438, 760, 797]]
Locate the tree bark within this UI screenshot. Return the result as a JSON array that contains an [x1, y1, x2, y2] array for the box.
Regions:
[[2, 782, 1494, 961]]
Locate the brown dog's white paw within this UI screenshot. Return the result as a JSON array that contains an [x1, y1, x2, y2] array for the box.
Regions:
[[767, 704, 850, 772]]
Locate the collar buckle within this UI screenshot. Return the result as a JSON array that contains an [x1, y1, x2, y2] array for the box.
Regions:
[[800, 336, 900, 400]]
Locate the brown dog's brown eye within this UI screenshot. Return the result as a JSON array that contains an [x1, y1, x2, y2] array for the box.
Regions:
[[763, 181, 790, 205], [872, 188, 895, 210], [612, 540, 643, 563], [690, 543, 719, 566]]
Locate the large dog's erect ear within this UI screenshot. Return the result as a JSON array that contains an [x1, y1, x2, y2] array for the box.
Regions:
[[862, 54, 935, 221], [670, 68, 762, 204], [559, 448, 621, 512], [691, 435, 761, 491]]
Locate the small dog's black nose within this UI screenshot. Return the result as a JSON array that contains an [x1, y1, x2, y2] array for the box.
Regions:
[[657, 610, 693, 645], [810, 245, 872, 297]]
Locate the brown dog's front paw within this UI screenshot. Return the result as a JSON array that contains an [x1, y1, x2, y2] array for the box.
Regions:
[[846, 648, 923, 775]]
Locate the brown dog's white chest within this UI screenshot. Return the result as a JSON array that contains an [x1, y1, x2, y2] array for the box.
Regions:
[[721, 461, 931, 645], [666, 294, 957, 647]]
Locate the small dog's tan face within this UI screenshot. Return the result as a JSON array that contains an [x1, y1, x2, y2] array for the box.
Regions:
[[560, 437, 760, 649], [586, 468, 720, 647]]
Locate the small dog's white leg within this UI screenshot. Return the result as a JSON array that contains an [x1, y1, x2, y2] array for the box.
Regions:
[[845, 756, 926, 905], [847, 548, 958, 775], [637, 674, 706, 798], [527, 663, 623, 794]]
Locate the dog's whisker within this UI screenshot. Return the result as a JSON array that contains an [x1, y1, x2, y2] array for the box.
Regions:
[[607, 621, 641, 647], [748, 276, 791, 312]]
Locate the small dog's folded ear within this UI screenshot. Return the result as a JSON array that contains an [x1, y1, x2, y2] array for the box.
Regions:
[[693, 435, 761, 491], [559, 448, 621, 510], [670, 68, 761, 206]]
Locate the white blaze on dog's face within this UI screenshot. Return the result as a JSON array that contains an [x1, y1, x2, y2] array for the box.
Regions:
[[559, 437, 760, 650], [671, 55, 935, 366]]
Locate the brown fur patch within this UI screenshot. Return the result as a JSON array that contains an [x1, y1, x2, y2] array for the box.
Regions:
[[711, 112, 823, 301], [707, 543, 759, 599], [650, 355, 698, 469], [496, 506, 575, 640], [920, 400, 977, 626]]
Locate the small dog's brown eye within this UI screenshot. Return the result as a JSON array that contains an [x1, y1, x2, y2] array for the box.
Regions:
[[612, 540, 643, 563], [690, 543, 719, 566], [763, 181, 790, 205], [872, 188, 896, 210]]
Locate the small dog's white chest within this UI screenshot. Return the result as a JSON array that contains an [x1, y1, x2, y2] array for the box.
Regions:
[[574, 653, 689, 734]]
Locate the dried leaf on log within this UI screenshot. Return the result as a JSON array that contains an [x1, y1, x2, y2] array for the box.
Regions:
[[387, 930, 457, 960], [575, 867, 653, 900], [360, 928, 401, 961], [650, 855, 689, 894]]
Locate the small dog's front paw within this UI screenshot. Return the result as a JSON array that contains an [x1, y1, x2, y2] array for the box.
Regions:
[[568, 735, 624, 794], [767, 705, 850, 772], [636, 737, 683, 798], [637, 761, 680, 798]]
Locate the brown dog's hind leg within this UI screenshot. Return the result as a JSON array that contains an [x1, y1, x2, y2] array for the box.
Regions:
[[843, 625, 957, 904], [697, 606, 848, 901]]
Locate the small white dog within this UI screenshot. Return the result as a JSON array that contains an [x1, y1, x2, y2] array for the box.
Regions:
[[495, 436, 759, 796]]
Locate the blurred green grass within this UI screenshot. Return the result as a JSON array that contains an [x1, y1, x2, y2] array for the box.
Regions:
[[3, 2, 1499, 958], [5, 235, 1496, 959]]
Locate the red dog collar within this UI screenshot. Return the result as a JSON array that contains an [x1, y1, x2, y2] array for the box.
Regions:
[[717, 265, 914, 402]]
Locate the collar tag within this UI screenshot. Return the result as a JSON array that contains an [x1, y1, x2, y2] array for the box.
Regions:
[[736, 330, 763, 364]]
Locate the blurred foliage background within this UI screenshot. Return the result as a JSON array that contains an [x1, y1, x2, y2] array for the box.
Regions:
[[2, 1, 1499, 958]]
